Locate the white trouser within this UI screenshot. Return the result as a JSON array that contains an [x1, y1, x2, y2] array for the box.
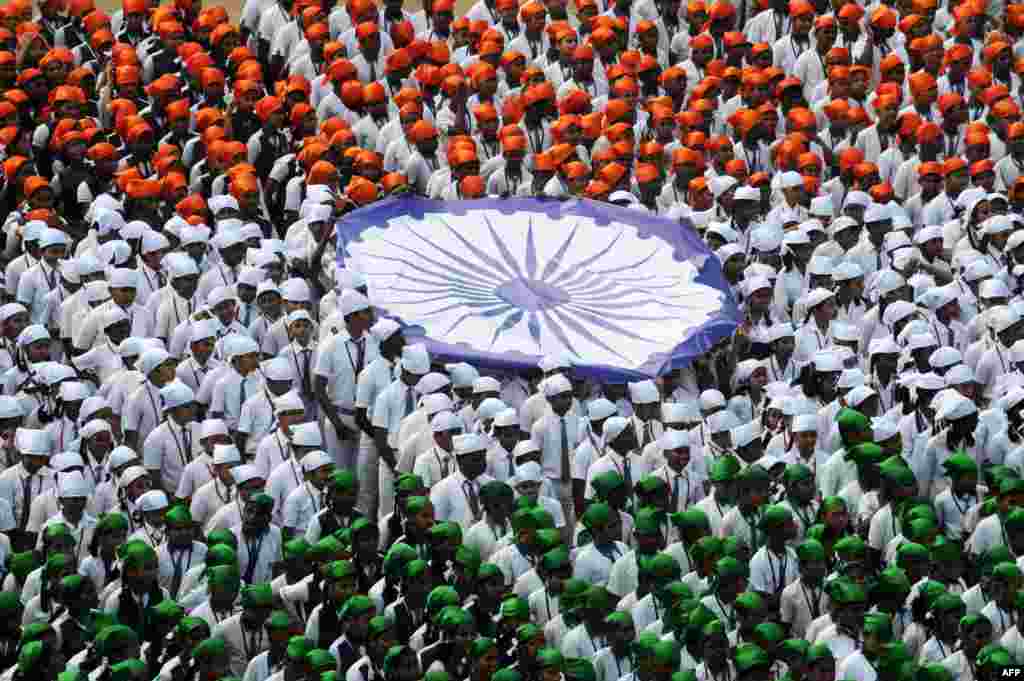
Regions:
[[357, 435, 379, 518], [322, 411, 359, 472]]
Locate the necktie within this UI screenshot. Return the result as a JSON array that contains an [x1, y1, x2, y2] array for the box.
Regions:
[[623, 456, 633, 492], [672, 474, 682, 511], [239, 378, 248, 414], [354, 338, 366, 376], [369, 61, 377, 82], [559, 417, 570, 483], [18, 475, 30, 530], [643, 422, 653, 447], [404, 387, 415, 417], [464, 480, 480, 519], [170, 549, 186, 598], [302, 350, 312, 397]]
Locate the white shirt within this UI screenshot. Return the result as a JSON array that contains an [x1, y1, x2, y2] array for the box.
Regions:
[[530, 410, 584, 482], [143, 419, 200, 494], [430, 470, 495, 531]]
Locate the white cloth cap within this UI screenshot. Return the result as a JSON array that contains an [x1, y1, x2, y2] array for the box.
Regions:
[[882, 301, 917, 327], [661, 429, 689, 450], [58, 471, 90, 498], [804, 288, 835, 309], [514, 461, 543, 485], [929, 347, 962, 369], [15, 428, 50, 456], [119, 465, 148, 487], [59, 382, 91, 402], [273, 391, 305, 415], [792, 414, 817, 432], [872, 417, 900, 441], [232, 465, 264, 486], [846, 385, 876, 407], [837, 368, 866, 389], [416, 372, 450, 395], [421, 393, 453, 416], [79, 419, 111, 440], [0, 396, 22, 419], [200, 419, 229, 440], [602, 416, 630, 443], [476, 398, 508, 422], [473, 376, 501, 394], [262, 357, 292, 382], [936, 394, 978, 421], [190, 319, 219, 343], [281, 278, 311, 302], [400, 344, 430, 375], [213, 444, 242, 465], [832, 261, 864, 282], [946, 364, 976, 386], [512, 440, 541, 459], [286, 309, 313, 325], [291, 422, 323, 447], [431, 410, 463, 433], [813, 352, 843, 372], [138, 348, 172, 376], [370, 319, 401, 342], [340, 290, 371, 317], [700, 389, 726, 410], [810, 196, 834, 216], [493, 408, 518, 428], [981, 279, 1011, 300], [731, 420, 761, 448], [876, 270, 907, 296], [159, 381, 194, 411], [734, 186, 760, 202], [905, 333, 939, 351], [588, 398, 617, 421], [628, 380, 659, 404], [447, 362, 479, 388], [138, 490, 169, 512], [708, 410, 740, 433], [207, 285, 236, 308], [238, 266, 264, 287], [300, 450, 332, 473], [454, 433, 487, 455], [868, 337, 900, 356], [663, 401, 698, 423], [543, 374, 572, 397], [780, 171, 804, 189]]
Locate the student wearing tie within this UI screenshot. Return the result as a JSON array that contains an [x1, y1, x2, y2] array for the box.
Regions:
[[124, 348, 179, 452], [585, 417, 648, 508], [143, 380, 199, 496], [156, 505, 207, 601], [430, 433, 495, 532], [315, 290, 379, 472], [279, 309, 320, 419], [210, 336, 264, 449], [373, 343, 432, 520], [628, 380, 664, 451], [654, 429, 703, 513], [530, 374, 582, 534]]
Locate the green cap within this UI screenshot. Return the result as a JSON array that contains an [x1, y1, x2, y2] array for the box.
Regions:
[[383, 646, 411, 676], [783, 464, 813, 484], [542, 546, 571, 571], [845, 443, 885, 466], [796, 539, 826, 563], [286, 636, 313, 661], [563, 659, 597, 681], [328, 469, 357, 492], [207, 528, 238, 549], [862, 613, 892, 639], [590, 471, 626, 498], [930, 536, 962, 561], [993, 562, 1022, 581], [879, 457, 916, 486], [368, 616, 394, 639], [405, 496, 430, 515], [480, 480, 513, 501], [931, 593, 965, 614], [119, 540, 157, 569], [634, 507, 663, 536], [153, 599, 184, 623], [837, 408, 871, 436], [241, 584, 273, 608], [734, 643, 771, 673], [165, 505, 192, 526], [1006, 509, 1024, 532], [176, 616, 209, 637], [872, 567, 911, 599], [207, 564, 241, 590], [454, 545, 481, 574], [516, 623, 543, 643], [758, 504, 793, 531], [581, 502, 612, 530], [537, 647, 563, 668], [669, 508, 710, 532], [918, 665, 954, 681], [284, 538, 310, 561], [943, 451, 978, 477], [805, 643, 834, 664], [109, 659, 147, 681], [752, 621, 786, 644], [470, 638, 496, 658], [735, 592, 764, 613], [977, 644, 1013, 670], [17, 641, 43, 673], [96, 625, 139, 657], [306, 649, 336, 673], [709, 455, 741, 482], [384, 543, 417, 578], [635, 476, 668, 496], [0, 592, 20, 615], [835, 535, 867, 562], [193, 637, 228, 661], [340, 595, 375, 619], [896, 542, 929, 564], [7, 552, 38, 580], [266, 610, 292, 631], [715, 556, 748, 581], [501, 596, 531, 620], [325, 560, 356, 580], [493, 670, 522, 681], [426, 586, 460, 614], [205, 543, 238, 568], [827, 578, 867, 605], [395, 473, 423, 494]]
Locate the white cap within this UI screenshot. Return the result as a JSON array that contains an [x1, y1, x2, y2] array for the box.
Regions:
[[400, 344, 430, 375], [262, 357, 293, 383], [0, 396, 23, 419], [981, 279, 1012, 300], [473, 376, 501, 394], [832, 322, 858, 343], [876, 270, 907, 296], [213, 444, 242, 465], [871, 417, 900, 442], [109, 446, 138, 469], [588, 398, 618, 421], [807, 255, 833, 276], [832, 261, 864, 282], [59, 382, 91, 402], [742, 276, 772, 297], [138, 348, 172, 376], [109, 268, 138, 289], [929, 347, 962, 369], [813, 351, 843, 372], [281, 278, 311, 302], [810, 196, 834, 216], [946, 364, 976, 386], [286, 309, 313, 325], [734, 186, 760, 202], [513, 460, 544, 485], [15, 428, 50, 456], [602, 416, 630, 442], [119, 465, 148, 487], [780, 171, 804, 189], [79, 419, 111, 440], [915, 372, 947, 391], [50, 452, 83, 472], [792, 414, 817, 432], [232, 465, 264, 486], [844, 191, 872, 208], [543, 374, 572, 397], [868, 337, 900, 356], [228, 336, 260, 359], [159, 381, 195, 411], [992, 306, 1022, 334], [846, 385, 877, 408], [709, 410, 740, 434], [273, 391, 306, 415], [476, 398, 508, 422], [200, 419, 229, 439], [512, 440, 541, 459], [700, 389, 726, 410], [804, 288, 835, 310], [882, 301, 917, 327], [864, 202, 890, 224], [709, 175, 738, 198], [663, 401, 699, 423], [431, 410, 463, 433], [731, 421, 761, 448], [493, 407, 518, 428], [447, 363, 479, 388], [238, 266, 264, 287], [628, 380, 659, 405], [416, 372, 450, 395], [340, 290, 370, 317], [936, 394, 978, 421], [661, 429, 690, 450], [38, 228, 69, 249], [420, 393, 453, 416], [58, 471, 90, 498], [837, 367, 866, 389], [829, 216, 859, 237], [300, 450, 333, 473], [17, 325, 48, 346], [138, 490, 169, 512], [291, 422, 323, 447], [454, 433, 487, 455], [905, 333, 939, 351], [370, 319, 401, 342], [207, 285, 236, 308]]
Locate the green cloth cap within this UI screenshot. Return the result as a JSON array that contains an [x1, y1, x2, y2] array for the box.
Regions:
[[863, 613, 892, 639], [368, 616, 394, 639], [783, 464, 813, 484], [896, 542, 929, 563], [383, 543, 417, 578], [283, 538, 310, 561], [383, 646, 412, 676], [0, 592, 20, 615], [306, 649, 335, 672], [266, 610, 291, 631], [325, 560, 357, 580], [875, 643, 911, 676], [835, 535, 868, 561], [478, 563, 503, 581], [537, 647, 563, 668], [669, 508, 710, 531], [286, 636, 313, 661], [241, 584, 273, 608], [918, 665, 954, 681], [205, 544, 237, 569], [454, 545, 481, 573], [405, 496, 430, 515], [734, 643, 771, 673], [405, 559, 428, 580], [635, 475, 668, 496], [879, 457, 916, 486], [248, 493, 274, 511], [542, 546, 571, 571], [715, 556, 748, 581], [426, 586, 460, 614], [753, 621, 785, 644], [207, 564, 241, 589], [735, 592, 764, 612], [153, 599, 184, 623], [470, 638, 495, 657], [207, 528, 238, 549], [806, 643, 834, 664], [176, 616, 209, 637], [1006, 509, 1024, 531], [796, 539, 826, 563], [943, 452, 978, 477], [1000, 478, 1024, 495], [709, 455, 741, 482], [590, 471, 626, 498], [828, 578, 867, 604], [500, 596, 530, 620], [563, 659, 597, 681], [109, 659, 147, 681], [872, 567, 911, 599], [97, 512, 129, 532], [606, 611, 633, 628], [480, 480, 513, 501], [429, 521, 462, 542], [8, 551, 38, 580], [581, 502, 612, 530], [634, 507, 663, 536], [758, 504, 793, 531], [691, 536, 723, 563], [993, 562, 1022, 581], [96, 625, 139, 657], [931, 593, 965, 614], [651, 640, 680, 666], [516, 623, 542, 643], [977, 644, 1013, 670], [18, 641, 43, 673], [165, 505, 192, 526], [119, 540, 157, 569], [328, 469, 357, 492], [340, 595, 374, 619], [738, 464, 771, 484], [820, 496, 847, 513], [930, 536, 962, 561], [395, 473, 424, 494], [193, 637, 227, 661], [837, 408, 871, 436], [846, 443, 885, 466], [493, 670, 522, 681], [779, 640, 809, 660]]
